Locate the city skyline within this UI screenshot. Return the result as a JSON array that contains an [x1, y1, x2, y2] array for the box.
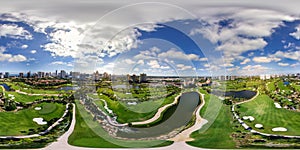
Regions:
[[0, 1, 300, 76]]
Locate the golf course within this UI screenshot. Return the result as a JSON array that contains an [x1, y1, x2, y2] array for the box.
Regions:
[[0, 102, 65, 136], [237, 94, 300, 136]]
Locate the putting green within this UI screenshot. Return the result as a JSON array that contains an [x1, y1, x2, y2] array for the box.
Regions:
[[0, 102, 65, 136], [238, 94, 300, 136]]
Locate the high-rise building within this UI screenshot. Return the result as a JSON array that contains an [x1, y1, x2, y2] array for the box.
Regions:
[[0, 73, 3, 79], [27, 71, 31, 78], [140, 73, 147, 83], [60, 70, 66, 79], [4, 72, 9, 78], [103, 72, 110, 80], [19, 72, 24, 78]]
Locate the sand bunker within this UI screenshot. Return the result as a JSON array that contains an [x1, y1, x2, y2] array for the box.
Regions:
[[274, 102, 282, 108], [34, 107, 42, 110], [272, 127, 287, 132], [255, 124, 263, 128], [33, 118, 47, 125], [243, 116, 255, 121]]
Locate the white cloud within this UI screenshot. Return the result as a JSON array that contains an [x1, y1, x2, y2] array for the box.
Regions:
[[30, 50, 37, 54], [50, 61, 73, 67], [240, 64, 270, 75], [252, 56, 281, 63], [0, 24, 33, 40], [0, 46, 27, 62], [272, 50, 300, 60], [190, 8, 296, 64], [278, 62, 289, 66], [290, 24, 300, 40], [157, 48, 201, 61], [240, 58, 251, 65], [21, 44, 28, 49], [123, 59, 135, 65], [176, 64, 192, 70], [147, 60, 160, 69]]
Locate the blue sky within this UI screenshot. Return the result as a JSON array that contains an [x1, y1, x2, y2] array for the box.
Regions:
[[1, 1, 300, 76]]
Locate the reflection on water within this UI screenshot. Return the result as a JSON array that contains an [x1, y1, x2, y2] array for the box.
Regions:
[[116, 92, 200, 138]]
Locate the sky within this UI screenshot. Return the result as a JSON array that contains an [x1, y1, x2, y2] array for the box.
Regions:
[[0, 0, 300, 76]]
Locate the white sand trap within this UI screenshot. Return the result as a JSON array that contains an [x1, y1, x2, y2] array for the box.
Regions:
[[255, 124, 263, 128], [127, 102, 137, 105], [243, 116, 255, 121], [33, 118, 47, 125], [274, 102, 282, 108], [34, 107, 42, 110], [272, 127, 287, 132]]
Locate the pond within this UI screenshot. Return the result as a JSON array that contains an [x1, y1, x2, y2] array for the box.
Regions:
[[116, 92, 200, 138], [0, 83, 10, 91], [212, 90, 256, 99], [57, 86, 79, 91]]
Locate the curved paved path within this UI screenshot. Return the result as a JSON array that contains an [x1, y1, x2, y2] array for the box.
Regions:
[[232, 90, 300, 139], [44, 93, 209, 150], [131, 93, 182, 125], [169, 92, 208, 142], [0, 103, 71, 139]]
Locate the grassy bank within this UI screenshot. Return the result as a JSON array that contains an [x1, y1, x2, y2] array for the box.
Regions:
[[68, 102, 173, 148]]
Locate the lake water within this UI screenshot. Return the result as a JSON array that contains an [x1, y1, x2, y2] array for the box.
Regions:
[[57, 86, 78, 91], [212, 90, 256, 99], [116, 92, 200, 138], [0, 83, 10, 91]]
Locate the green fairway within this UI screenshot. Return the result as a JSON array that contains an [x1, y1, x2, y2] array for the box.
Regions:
[[0, 102, 65, 136], [238, 94, 300, 136], [68, 102, 173, 148], [267, 81, 276, 91], [96, 94, 178, 123], [4, 91, 43, 103], [277, 81, 291, 92], [4, 82, 64, 94], [187, 105, 236, 149], [291, 83, 300, 92]]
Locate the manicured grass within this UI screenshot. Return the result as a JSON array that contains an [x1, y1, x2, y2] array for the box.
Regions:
[[238, 94, 300, 136], [39, 103, 58, 115], [4, 91, 43, 103], [5, 82, 64, 94], [187, 105, 236, 149], [291, 83, 300, 92], [68, 102, 173, 148], [0, 102, 65, 136], [277, 81, 291, 92], [267, 81, 276, 91], [97, 94, 178, 123]]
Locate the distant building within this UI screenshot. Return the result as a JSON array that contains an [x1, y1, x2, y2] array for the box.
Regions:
[[131, 74, 139, 83], [140, 73, 147, 83], [260, 74, 270, 80], [60, 70, 66, 79], [0, 73, 3, 79], [103, 72, 110, 80], [4, 72, 9, 78], [27, 71, 31, 78], [19, 72, 24, 78]]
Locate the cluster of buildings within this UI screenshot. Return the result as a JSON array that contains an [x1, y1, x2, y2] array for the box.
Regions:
[[0, 70, 78, 79], [126, 73, 147, 83]]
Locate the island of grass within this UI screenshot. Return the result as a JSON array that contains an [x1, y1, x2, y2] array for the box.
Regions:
[[68, 102, 173, 148], [0, 102, 65, 136], [237, 94, 300, 136], [187, 89, 236, 149]]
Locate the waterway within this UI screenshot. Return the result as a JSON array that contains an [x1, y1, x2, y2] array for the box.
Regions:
[[116, 92, 200, 138]]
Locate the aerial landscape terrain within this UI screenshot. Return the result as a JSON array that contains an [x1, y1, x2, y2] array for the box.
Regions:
[[0, 0, 300, 149]]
